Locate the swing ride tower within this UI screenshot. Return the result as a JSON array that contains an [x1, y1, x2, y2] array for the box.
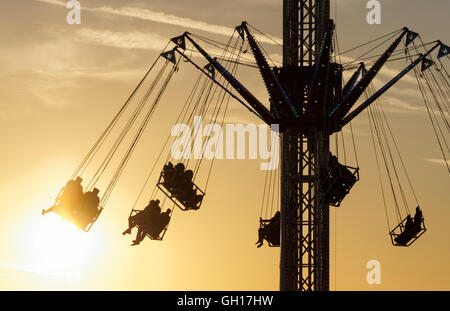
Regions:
[[280, 0, 332, 291]]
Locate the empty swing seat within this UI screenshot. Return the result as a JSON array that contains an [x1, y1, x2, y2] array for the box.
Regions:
[[390, 216, 426, 247], [157, 164, 205, 211], [321, 164, 359, 207], [129, 210, 167, 241]]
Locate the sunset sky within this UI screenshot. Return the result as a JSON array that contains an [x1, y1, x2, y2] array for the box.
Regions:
[[0, 0, 449, 290]]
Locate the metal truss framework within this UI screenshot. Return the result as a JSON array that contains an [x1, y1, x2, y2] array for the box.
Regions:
[[280, 0, 331, 291]]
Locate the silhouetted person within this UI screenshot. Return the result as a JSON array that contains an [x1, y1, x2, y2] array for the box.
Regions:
[[163, 162, 176, 189], [145, 199, 161, 216], [157, 209, 171, 234], [176, 182, 195, 202], [62, 176, 83, 202], [184, 193, 203, 210], [256, 211, 281, 248], [404, 215, 414, 233], [135, 200, 162, 241], [170, 165, 200, 210], [172, 163, 186, 186], [394, 215, 414, 246], [408, 206, 424, 236], [42, 176, 83, 216], [413, 206, 423, 225], [123, 200, 161, 235], [329, 153, 339, 173], [132, 209, 171, 246], [175, 163, 185, 174], [124, 211, 145, 235], [78, 188, 100, 228], [182, 169, 194, 185]]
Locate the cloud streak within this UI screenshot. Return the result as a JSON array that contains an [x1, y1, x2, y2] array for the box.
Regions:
[[75, 28, 168, 51], [35, 0, 282, 45], [423, 158, 449, 167]]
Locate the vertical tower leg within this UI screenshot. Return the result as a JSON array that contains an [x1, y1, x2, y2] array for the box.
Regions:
[[280, 130, 329, 291]]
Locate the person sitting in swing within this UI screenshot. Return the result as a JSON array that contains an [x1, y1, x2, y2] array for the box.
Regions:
[[413, 206, 423, 225], [404, 215, 414, 232], [176, 169, 203, 204], [132, 208, 172, 245], [122, 200, 160, 235], [173, 163, 188, 184], [77, 188, 100, 229], [145, 199, 161, 216], [183, 193, 203, 210], [42, 176, 84, 217], [174, 163, 186, 178], [175, 178, 195, 202], [410, 206, 423, 236], [163, 162, 187, 195], [395, 215, 414, 245], [328, 153, 339, 174], [256, 211, 281, 248], [162, 162, 177, 189]]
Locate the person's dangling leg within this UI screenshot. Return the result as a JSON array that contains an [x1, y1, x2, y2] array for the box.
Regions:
[[137, 228, 147, 243], [132, 226, 145, 245], [42, 206, 54, 215], [123, 216, 135, 235], [256, 228, 265, 247]]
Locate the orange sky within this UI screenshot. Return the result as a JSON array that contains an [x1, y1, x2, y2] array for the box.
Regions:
[[0, 0, 449, 290]]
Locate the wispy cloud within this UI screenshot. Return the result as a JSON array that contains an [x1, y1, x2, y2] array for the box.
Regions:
[[382, 97, 425, 113], [423, 158, 449, 168], [35, 0, 282, 45], [75, 28, 168, 51], [36, 0, 66, 6], [73, 27, 265, 70]]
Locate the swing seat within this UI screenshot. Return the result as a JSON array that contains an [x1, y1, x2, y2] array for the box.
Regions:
[[45, 190, 103, 232], [259, 221, 280, 247], [321, 165, 359, 207], [389, 216, 426, 247], [80, 207, 103, 232], [129, 209, 168, 241], [157, 170, 205, 211]]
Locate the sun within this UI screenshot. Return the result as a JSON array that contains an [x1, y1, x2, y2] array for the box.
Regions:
[[18, 212, 102, 282]]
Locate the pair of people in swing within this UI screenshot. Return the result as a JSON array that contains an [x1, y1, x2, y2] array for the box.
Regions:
[[395, 206, 423, 245], [122, 199, 171, 245], [42, 177, 100, 229]]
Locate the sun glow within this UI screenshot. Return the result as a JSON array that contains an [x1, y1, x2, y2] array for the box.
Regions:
[[16, 212, 103, 283]]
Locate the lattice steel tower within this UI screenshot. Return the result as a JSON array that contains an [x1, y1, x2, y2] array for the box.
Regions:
[[280, 0, 332, 291]]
